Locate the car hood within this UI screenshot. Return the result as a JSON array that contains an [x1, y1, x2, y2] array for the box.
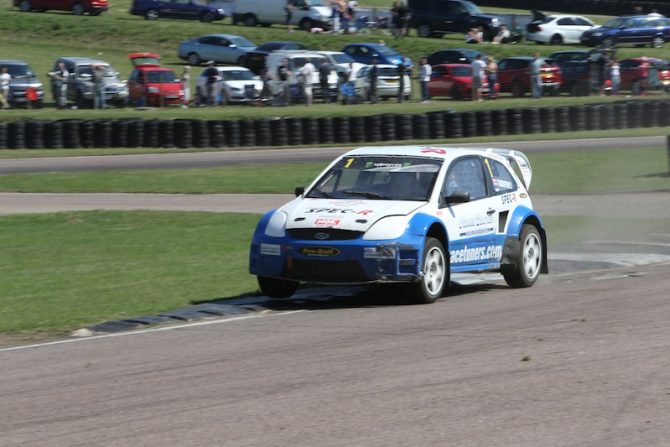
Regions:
[[224, 79, 263, 89], [281, 198, 426, 232], [9, 77, 43, 88]]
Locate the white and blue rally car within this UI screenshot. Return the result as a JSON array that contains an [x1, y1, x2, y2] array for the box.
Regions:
[[249, 145, 548, 303]]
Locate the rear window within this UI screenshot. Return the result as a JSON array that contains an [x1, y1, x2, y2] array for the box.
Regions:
[[147, 71, 177, 83]]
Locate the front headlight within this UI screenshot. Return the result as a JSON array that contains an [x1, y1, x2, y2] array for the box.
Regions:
[[594, 32, 602, 37], [363, 216, 409, 240], [491, 18, 499, 25], [148, 86, 159, 93], [231, 87, 242, 92], [265, 211, 287, 237]]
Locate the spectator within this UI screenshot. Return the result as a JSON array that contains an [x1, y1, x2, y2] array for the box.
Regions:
[[181, 65, 191, 108], [50, 62, 69, 109], [285, 0, 295, 32], [466, 27, 482, 44], [397, 2, 410, 37], [493, 25, 511, 44], [341, 0, 351, 34], [369, 58, 379, 103], [609, 57, 620, 96], [470, 53, 485, 101], [331, 0, 340, 33], [485, 56, 498, 99], [418, 57, 431, 103], [531, 53, 543, 98], [0, 66, 10, 109], [93, 64, 106, 109], [203, 61, 220, 105], [397, 62, 406, 102], [318, 58, 333, 103], [276, 57, 292, 106], [299, 59, 316, 106]]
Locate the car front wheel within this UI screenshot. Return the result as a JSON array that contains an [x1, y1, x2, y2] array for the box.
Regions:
[[200, 11, 215, 22], [417, 23, 432, 38], [187, 52, 201, 65], [652, 36, 664, 48], [71, 2, 85, 15], [257, 276, 299, 299], [19, 0, 31, 12], [145, 8, 159, 19], [502, 224, 542, 288], [406, 237, 448, 304]]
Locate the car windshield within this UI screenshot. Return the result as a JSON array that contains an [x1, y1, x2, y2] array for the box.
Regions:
[[147, 71, 177, 83], [230, 36, 255, 47], [450, 66, 471, 76], [462, 0, 483, 15], [376, 46, 400, 57], [4, 64, 33, 78], [602, 17, 625, 28], [290, 57, 322, 69], [221, 70, 254, 81], [329, 53, 354, 64], [78, 64, 113, 77], [306, 156, 442, 201]]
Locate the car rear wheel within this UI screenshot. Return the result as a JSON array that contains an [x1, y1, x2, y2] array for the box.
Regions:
[[550, 34, 563, 45], [405, 237, 448, 304], [71, 2, 85, 15], [244, 13, 258, 27], [451, 85, 463, 100], [257, 276, 298, 299], [652, 36, 664, 48], [417, 23, 432, 38], [187, 52, 201, 65], [502, 224, 542, 288], [145, 8, 159, 19], [18, 0, 31, 12], [512, 80, 524, 97], [602, 37, 615, 47], [299, 18, 313, 31], [200, 11, 215, 22]]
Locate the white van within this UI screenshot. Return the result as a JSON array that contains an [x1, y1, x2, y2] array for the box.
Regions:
[[266, 50, 340, 102], [232, 0, 332, 31]]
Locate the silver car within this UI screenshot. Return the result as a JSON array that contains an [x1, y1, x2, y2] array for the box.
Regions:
[[178, 34, 257, 66], [52, 57, 128, 108], [0, 59, 44, 107]]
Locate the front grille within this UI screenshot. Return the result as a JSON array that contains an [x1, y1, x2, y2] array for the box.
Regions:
[[284, 259, 368, 283], [287, 228, 363, 241]]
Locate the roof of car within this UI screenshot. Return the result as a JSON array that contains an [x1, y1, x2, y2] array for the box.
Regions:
[[136, 66, 176, 72], [213, 65, 251, 71], [344, 146, 493, 159], [58, 57, 110, 65], [0, 59, 29, 65]]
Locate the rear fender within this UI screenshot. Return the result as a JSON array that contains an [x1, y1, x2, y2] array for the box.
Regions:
[[503, 206, 548, 273]]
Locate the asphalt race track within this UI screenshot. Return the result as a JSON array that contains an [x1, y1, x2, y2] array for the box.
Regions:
[[1, 137, 670, 446]]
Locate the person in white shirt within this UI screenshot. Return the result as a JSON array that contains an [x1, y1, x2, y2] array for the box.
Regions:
[[470, 54, 485, 101], [299, 60, 316, 106], [0, 66, 11, 109], [419, 57, 432, 102]]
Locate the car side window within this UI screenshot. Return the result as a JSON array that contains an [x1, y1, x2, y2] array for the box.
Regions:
[[485, 158, 517, 195], [573, 17, 592, 26], [443, 157, 487, 201], [557, 17, 573, 26], [497, 60, 507, 70]]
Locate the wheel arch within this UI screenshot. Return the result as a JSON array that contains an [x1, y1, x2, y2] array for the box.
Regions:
[[504, 207, 548, 274], [407, 212, 449, 253]]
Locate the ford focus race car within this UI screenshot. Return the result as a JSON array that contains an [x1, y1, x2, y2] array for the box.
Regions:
[[249, 145, 548, 304]]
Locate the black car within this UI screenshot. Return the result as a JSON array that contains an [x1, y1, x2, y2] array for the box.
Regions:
[[426, 48, 487, 66], [241, 41, 308, 74], [408, 0, 500, 40], [549, 49, 608, 95]]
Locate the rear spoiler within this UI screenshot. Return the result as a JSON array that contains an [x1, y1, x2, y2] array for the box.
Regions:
[[477, 148, 533, 189]]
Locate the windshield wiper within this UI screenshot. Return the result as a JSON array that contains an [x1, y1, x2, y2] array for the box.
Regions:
[[344, 190, 389, 200]]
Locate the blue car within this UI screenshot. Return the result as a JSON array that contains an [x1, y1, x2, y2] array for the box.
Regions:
[[130, 0, 227, 22], [342, 43, 411, 67], [580, 14, 670, 48], [249, 145, 548, 304], [178, 34, 256, 66]]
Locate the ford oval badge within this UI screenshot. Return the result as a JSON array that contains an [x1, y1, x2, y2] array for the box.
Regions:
[[314, 232, 330, 240]]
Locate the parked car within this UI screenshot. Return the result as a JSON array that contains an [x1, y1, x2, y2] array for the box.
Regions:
[[408, 0, 500, 40], [265, 51, 339, 103], [315, 50, 365, 77], [580, 14, 670, 48], [232, 0, 332, 30], [51, 57, 128, 108], [428, 64, 494, 100], [242, 41, 308, 74], [352, 64, 411, 101], [0, 59, 44, 108], [195, 66, 263, 104], [619, 57, 670, 93], [497, 56, 562, 97], [129, 0, 227, 22], [249, 145, 548, 302], [426, 48, 486, 67], [549, 49, 607, 95], [342, 43, 409, 67], [15, 0, 107, 15], [127, 56, 183, 106], [178, 34, 257, 66], [525, 14, 595, 45]]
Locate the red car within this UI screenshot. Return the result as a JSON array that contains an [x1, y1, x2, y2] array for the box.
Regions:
[[497, 57, 562, 97], [15, 0, 107, 15], [619, 57, 670, 94], [428, 64, 497, 100], [127, 53, 184, 107]]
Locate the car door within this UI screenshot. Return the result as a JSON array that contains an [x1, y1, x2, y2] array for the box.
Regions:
[[127, 68, 146, 101], [481, 155, 520, 257], [619, 59, 639, 90], [439, 156, 497, 271], [429, 66, 449, 96]]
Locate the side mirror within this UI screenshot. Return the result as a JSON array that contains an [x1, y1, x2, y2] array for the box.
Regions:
[[294, 186, 305, 197], [439, 191, 470, 207]]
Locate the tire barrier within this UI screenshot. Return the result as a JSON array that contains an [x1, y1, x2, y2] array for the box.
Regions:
[[3, 100, 668, 151]]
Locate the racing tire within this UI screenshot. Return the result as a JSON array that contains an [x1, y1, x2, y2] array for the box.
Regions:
[[187, 52, 201, 66], [652, 36, 664, 48], [502, 224, 543, 288], [145, 8, 159, 19], [200, 11, 215, 22], [417, 23, 432, 38], [19, 0, 31, 12], [549, 34, 563, 45], [71, 2, 85, 15], [258, 276, 298, 299], [405, 237, 448, 304], [244, 13, 258, 27]]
